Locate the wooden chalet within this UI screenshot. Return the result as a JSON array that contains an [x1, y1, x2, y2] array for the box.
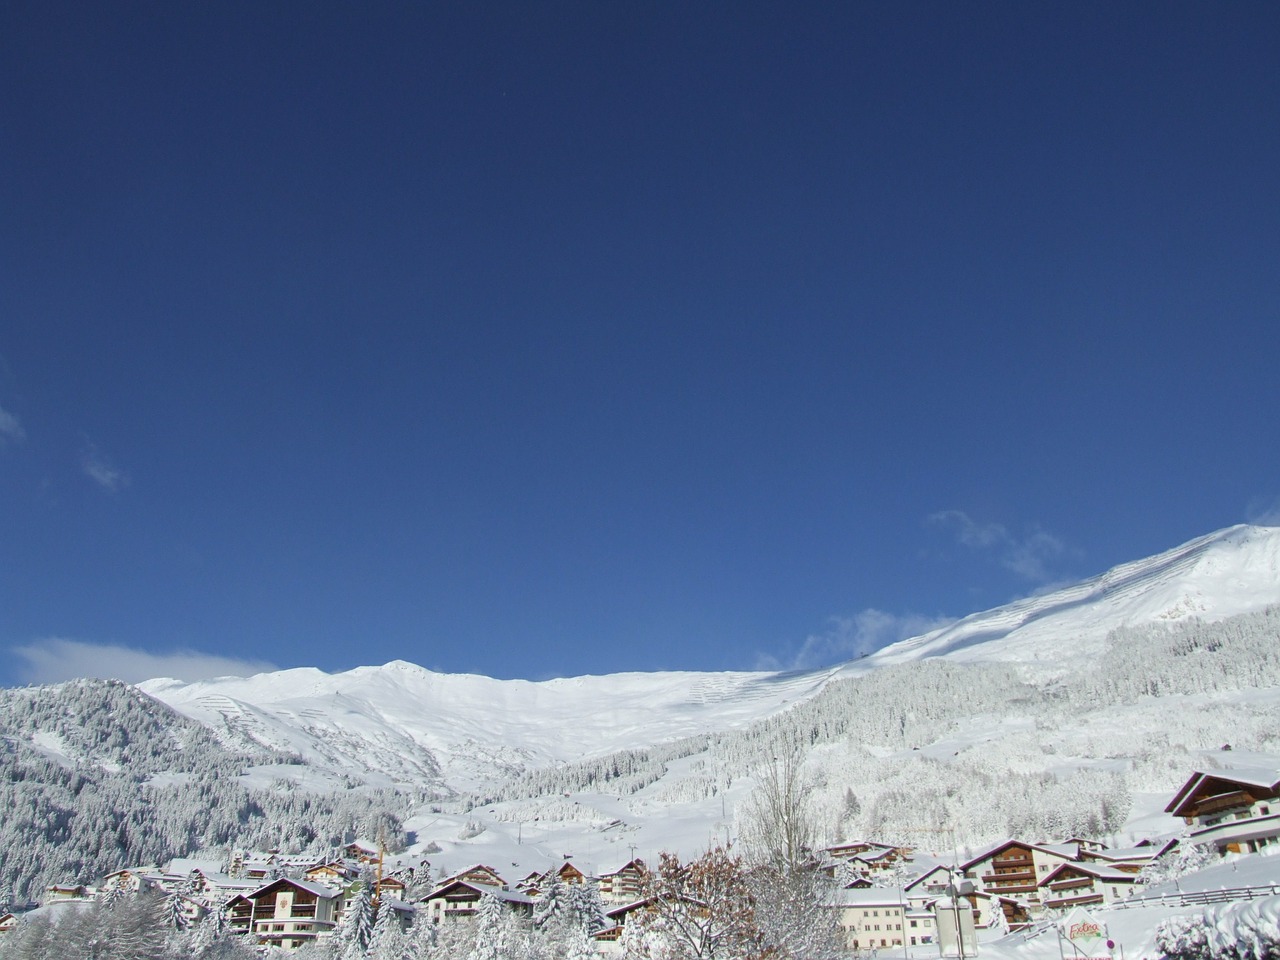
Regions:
[[377, 876, 408, 900], [595, 892, 704, 945], [239, 877, 344, 950], [596, 859, 648, 904], [1165, 762, 1280, 854], [446, 864, 507, 887], [226, 894, 255, 935], [418, 878, 533, 924], [344, 841, 381, 864], [1038, 862, 1137, 910], [825, 840, 909, 863], [960, 840, 1076, 902], [304, 859, 359, 885], [0, 914, 17, 936], [1079, 838, 1178, 874]]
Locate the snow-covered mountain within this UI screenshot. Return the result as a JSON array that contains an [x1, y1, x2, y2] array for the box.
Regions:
[[857, 522, 1280, 669], [6, 523, 1280, 897], [139, 524, 1280, 792]]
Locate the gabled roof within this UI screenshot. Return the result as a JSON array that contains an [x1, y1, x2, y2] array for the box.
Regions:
[[597, 858, 647, 877], [1087, 838, 1177, 863], [904, 865, 954, 892], [1039, 862, 1137, 886], [959, 839, 1075, 871], [420, 879, 534, 906], [826, 888, 909, 908], [246, 877, 342, 901], [1165, 767, 1280, 817]]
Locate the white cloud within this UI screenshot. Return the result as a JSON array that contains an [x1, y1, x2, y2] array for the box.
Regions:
[[1245, 496, 1280, 527], [11, 638, 276, 685], [760, 608, 953, 672], [0, 405, 25, 445], [81, 442, 129, 492], [928, 509, 1066, 582]]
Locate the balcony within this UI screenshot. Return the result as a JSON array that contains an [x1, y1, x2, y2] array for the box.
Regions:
[[982, 870, 1035, 885], [1188, 812, 1280, 851]]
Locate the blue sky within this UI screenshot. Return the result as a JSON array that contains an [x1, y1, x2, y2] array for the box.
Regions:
[[3, 2, 1279, 686]]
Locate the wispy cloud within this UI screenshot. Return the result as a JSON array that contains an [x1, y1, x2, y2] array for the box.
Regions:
[[759, 608, 953, 672], [81, 441, 129, 492], [0, 405, 25, 446], [928, 509, 1066, 582], [1245, 496, 1280, 527], [11, 638, 276, 685]]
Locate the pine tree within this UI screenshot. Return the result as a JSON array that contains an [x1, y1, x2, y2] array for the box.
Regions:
[[336, 881, 375, 960], [469, 892, 508, 960]]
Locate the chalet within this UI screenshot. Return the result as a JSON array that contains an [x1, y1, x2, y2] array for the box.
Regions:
[[596, 859, 648, 904], [44, 884, 95, 903], [304, 859, 360, 885], [345, 841, 381, 864], [444, 864, 507, 887], [101, 867, 161, 893], [1080, 838, 1178, 874], [825, 840, 908, 864], [855, 850, 903, 873], [522, 859, 588, 896], [1038, 862, 1138, 910], [240, 877, 344, 950], [960, 840, 1077, 902], [377, 876, 408, 900], [418, 879, 533, 925], [903, 865, 954, 905], [226, 894, 255, 935], [549, 860, 587, 885], [1165, 762, 1280, 855], [180, 869, 255, 902], [594, 892, 705, 950], [0, 914, 17, 935]]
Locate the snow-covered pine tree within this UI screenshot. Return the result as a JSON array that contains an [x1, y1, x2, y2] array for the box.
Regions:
[[533, 875, 567, 930], [366, 899, 410, 960], [335, 881, 375, 960], [469, 891, 509, 960]]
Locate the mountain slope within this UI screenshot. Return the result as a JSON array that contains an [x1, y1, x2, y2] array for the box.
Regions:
[[140, 661, 842, 789], [140, 524, 1280, 792], [856, 523, 1280, 670]]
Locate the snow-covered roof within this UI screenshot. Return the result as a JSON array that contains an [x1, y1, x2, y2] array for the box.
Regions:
[[904, 866, 954, 892], [422, 878, 534, 905], [246, 877, 342, 900], [1089, 839, 1175, 862], [1041, 862, 1138, 884], [1166, 761, 1280, 816], [960, 838, 1076, 870], [826, 888, 909, 908], [164, 858, 226, 876]]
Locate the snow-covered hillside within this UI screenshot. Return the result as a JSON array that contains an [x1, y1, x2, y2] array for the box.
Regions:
[[139, 524, 1280, 796], [856, 523, 1280, 670], [139, 662, 842, 789]]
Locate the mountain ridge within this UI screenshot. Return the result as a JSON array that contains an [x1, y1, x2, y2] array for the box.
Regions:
[[138, 523, 1280, 791]]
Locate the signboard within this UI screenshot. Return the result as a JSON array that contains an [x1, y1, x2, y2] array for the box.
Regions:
[[1059, 907, 1111, 960]]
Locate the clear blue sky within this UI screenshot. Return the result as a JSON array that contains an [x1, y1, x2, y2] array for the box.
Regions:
[[3, 2, 1279, 686]]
